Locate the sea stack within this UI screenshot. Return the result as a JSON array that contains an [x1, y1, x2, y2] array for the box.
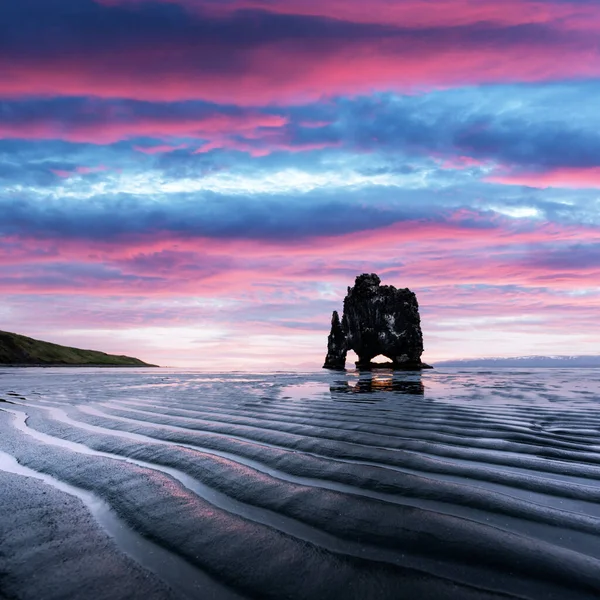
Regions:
[[323, 273, 431, 370]]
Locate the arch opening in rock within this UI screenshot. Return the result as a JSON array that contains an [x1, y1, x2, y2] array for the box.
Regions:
[[370, 354, 391, 365], [346, 350, 359, 365]]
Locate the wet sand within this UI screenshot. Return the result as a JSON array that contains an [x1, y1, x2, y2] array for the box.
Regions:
[[0, 460, 178, 600], [2, 368, 600, 599]]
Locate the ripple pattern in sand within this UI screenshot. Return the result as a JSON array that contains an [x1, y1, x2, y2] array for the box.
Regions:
[[2, 367, 600, 599]]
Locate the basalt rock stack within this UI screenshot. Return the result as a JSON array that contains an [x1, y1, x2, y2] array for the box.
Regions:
[[323, 273, 431, 370]]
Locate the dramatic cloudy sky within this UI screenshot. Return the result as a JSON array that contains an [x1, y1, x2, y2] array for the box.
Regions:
[[3, 0, 600, 368]]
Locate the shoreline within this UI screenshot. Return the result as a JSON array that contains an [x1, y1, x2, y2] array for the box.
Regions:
[[0, 363, 160, 368]]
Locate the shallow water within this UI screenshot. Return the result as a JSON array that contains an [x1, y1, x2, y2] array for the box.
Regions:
[[2, 367, 600, 599]]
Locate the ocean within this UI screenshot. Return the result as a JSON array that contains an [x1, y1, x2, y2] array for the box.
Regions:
[[1, 367, 600, 599]]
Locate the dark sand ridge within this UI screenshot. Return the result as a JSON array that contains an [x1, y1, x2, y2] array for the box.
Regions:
[[55, 402, 600, 523], [105, 394, 600, 463], [79, 403, 600, 516], [136, 382, 600, 441], [0, 410, 525, 600], [81, 399, 600, 495], [13, 379, 600, 501], [14, 392, 600, 537], [12, 401, 600, 563], [3, 369, 600, 598]]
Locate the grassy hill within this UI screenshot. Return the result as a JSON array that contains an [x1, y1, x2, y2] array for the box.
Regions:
[[0, 330, 158, 367]]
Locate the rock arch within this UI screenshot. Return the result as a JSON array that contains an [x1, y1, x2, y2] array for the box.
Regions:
[[323, 273, 431, 370]]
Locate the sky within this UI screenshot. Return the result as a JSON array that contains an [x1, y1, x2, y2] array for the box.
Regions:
[[2, 0, 600, 368]]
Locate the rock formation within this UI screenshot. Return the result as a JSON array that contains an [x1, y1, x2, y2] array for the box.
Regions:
[[323, 273, 431, 370], [323, 311, 347, 370]]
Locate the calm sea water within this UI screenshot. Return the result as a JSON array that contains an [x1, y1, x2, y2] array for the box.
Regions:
[[1, 367, 600, 599]]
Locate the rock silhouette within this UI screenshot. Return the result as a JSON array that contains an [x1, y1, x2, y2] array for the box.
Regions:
[[323, 273, 431, 370], [323, 311, 347, 370]]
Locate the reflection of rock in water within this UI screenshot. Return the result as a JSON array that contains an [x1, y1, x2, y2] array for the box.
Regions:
[[331, 373, 425, 396]]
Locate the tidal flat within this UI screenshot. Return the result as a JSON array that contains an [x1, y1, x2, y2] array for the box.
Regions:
[[1, 367, 600, 599]]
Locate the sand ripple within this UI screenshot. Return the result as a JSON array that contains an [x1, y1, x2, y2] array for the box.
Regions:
[[1, 367, 600, 599]]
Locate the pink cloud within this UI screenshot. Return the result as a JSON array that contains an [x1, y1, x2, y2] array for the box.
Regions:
[[2, 214, 600, 298], [50, 165, 108, 178], [133, 143, 188, 154], [2, 23, 599, 104], [438, 155, 486, 170], [95, 0, 600, 30], [76, 165, 109, 174], [486, 167, 600, 189], [0, 101, 330, 155], [194, 137, 339, 156], [51, 169, 73, 178], [5, 233, 600, 367], [4, 212, 600, 366], [0, 113, 288, 144]]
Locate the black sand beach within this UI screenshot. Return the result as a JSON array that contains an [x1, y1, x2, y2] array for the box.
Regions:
[[2, 368, 600, 599]]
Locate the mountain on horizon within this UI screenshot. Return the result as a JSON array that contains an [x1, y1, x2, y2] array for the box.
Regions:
[[434, 355, 600, 368]]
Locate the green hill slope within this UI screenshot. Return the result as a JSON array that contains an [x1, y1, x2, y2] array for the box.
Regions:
[[0, 330, 158, 366]]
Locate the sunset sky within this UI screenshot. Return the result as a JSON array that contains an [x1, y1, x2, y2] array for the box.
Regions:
[[3, 0, 600, 368]]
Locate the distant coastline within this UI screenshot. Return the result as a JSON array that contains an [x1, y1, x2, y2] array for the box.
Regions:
[[0, 364, 158, 368], [0, 330, 158, 367], [435, 355, 600, 368]]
